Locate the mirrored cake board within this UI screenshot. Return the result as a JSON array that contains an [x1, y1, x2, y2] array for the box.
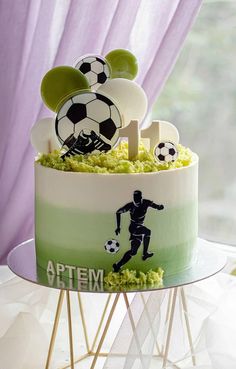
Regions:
[[7, 238, 227, 293]]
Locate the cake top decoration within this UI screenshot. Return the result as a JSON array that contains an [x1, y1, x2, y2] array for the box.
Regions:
[[31, 48, 180, 163], [98, 78, 147, 127], [105, 49, 138, 80], [74, 55, 110, 91], [41, 66, 90, 112], [56, 91, 122, 157]]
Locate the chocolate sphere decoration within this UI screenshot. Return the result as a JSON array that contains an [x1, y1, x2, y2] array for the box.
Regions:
[[74, 55, 111, 91], [105, 49, 138, 80], [154, 142, 179, 163], [158, 121, 179, 145], [41, 66, 90, 112], [98, 78, 147, 127], [30, 117, 60, 153], [55, 92, 122, 156]]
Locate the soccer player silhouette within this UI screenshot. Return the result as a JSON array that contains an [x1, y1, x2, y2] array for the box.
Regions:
[[113, 190, 164, 272]]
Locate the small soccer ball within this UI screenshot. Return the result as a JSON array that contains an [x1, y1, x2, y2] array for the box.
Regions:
[[154, 141, 179, 163], [104, 239, 120, 254], [75, 55, 110, 91], [55, 92, 122, 155]]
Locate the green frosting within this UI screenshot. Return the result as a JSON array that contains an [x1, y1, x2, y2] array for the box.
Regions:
[[37, 142, 193, 174], [104, 268, 164, 286]]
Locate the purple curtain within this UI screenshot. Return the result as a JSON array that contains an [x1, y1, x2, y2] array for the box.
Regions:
[[0, 0, 202, 264]]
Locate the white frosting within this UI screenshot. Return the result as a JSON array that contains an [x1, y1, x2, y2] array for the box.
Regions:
[[35, 154, 198, 212]]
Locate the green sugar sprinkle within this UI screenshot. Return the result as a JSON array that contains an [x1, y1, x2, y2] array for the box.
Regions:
[[37, 142, 193, 174], [104, 268, 164, 287]]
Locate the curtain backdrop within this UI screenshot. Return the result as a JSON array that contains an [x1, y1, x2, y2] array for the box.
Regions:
[[0, 0, 202, 263]]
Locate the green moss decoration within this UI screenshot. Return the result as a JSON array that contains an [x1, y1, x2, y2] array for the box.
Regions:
[[37, 142, 193, 174], [104, 268, 164, 287]]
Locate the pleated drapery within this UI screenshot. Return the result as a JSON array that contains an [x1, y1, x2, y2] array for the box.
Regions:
[[0, 0, 202, 263]]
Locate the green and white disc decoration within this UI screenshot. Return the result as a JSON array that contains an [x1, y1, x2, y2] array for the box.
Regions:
[[74, 55, 111, 91], [55, 92, 122, 156], [34, 49, 182, 159], [105, 49, 138, 80], [41, 66, 90, 112], [30, 117, 60, 154], [98, 78, 147, 127]]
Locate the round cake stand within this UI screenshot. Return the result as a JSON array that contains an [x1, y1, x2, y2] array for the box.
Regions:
[[7, 239, 226, 369]]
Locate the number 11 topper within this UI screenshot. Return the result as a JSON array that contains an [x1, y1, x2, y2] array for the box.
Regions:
[[119, 120, 179, 161]]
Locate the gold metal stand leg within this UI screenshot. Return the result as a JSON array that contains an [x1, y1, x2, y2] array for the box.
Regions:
[[45, 290, 65, 369], [78, 292, 90, 353], [162, 287, 178, 368], [140, 292, 162, 355], [123, 293, 145, 368], [45, 288, 195, 369], [180, 287, 196, 366], [161, 289, 173, 356], [91, 294, 112, 353], [66, 291, 74, 369], [90, 293, 120, 369], [165, 289, 173, 327]]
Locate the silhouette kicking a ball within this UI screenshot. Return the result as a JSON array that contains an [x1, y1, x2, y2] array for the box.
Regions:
[[113, 190, 164, 272]]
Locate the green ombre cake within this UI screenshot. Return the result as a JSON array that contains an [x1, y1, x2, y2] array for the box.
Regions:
[[32, 50, 198, 286], [35, 143, 198, 283]]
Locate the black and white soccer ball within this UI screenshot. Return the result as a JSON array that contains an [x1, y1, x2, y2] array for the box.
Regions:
[[55, 92, 122, 155], [154, 141, 179, 163], [75, 56, 110, 91], [104, 239, 120, 254]]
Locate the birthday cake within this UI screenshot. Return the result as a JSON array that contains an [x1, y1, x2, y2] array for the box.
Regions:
[[31, 50, 198, 287]]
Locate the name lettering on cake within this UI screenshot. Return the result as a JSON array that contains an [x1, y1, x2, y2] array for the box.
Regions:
[[47, 260, 55, 274], [46, 260, 104, 283], [46, 269, 104, 292], [89, 269, 104, 282], [66, 264, 76, 279], [57, 263, 65, 274]]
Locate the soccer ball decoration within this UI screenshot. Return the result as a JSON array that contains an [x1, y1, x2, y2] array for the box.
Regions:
[[75, 56, 110, 91], [55, 92, 122, 156], [104, 239, 120, 254], [154, 141, 179, 163], [37, 50, 182, 161]]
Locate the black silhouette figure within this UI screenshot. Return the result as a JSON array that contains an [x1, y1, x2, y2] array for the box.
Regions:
[[113, 190, 164, 272], [62, 129, 111, 158]]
